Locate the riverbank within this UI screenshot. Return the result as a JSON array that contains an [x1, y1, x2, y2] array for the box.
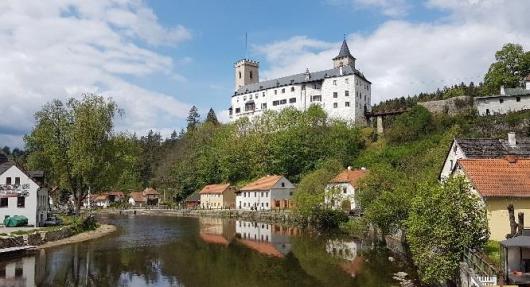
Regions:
[[38, 224, 116, 249], [99, 208, 304, 226]]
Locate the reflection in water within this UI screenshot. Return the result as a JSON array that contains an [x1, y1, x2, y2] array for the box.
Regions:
[[0, 215, 405, 287]]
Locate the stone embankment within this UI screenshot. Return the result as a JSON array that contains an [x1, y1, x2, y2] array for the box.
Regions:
[[106, 208, 305, 226], [0, 224, 116, 251]]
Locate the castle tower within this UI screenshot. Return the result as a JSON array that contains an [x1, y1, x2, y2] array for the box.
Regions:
[[234, 59, 259, 91], [333, 39, 356, 69]]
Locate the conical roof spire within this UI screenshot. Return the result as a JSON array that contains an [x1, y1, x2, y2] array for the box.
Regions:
[[334, 39, 355, 60]]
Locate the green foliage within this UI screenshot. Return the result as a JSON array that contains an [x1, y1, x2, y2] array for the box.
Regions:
[[484, 43, 530, 94], [484, 240, 501, 267], [25, 95, 141, 212], [339, 217, 368, 237], [205, 108, 219, 125], [406, 176, 489, 284], [186, 105, 200, 132], [309, 208, 349, 230], [385, 105, 434, 144]]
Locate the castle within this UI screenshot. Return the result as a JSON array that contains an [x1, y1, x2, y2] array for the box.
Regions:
[[229, 39, 372, 124]]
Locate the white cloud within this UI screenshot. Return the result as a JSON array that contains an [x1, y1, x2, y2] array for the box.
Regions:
[[0, 0, 192, 147], [326, 0, 411, 17], [256, 1, 530, 104]]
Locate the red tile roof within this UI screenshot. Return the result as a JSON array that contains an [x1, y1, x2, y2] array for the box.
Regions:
[[240, 175, 283, 191], [457, 158, 530, 197], [330, 168, 368, 187], [143, 187, 159, 196], [130, 191, 146, 202], [199, 183, 231, 194]]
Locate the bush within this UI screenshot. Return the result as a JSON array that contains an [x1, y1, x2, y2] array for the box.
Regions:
[[310, 208, 349, 230], [386, 105, 434, 144], [340, 218, 368, 237], [71, 214, 98, 233]]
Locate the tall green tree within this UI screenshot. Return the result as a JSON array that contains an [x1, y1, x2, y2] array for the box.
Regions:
[[186, 106, 200, 132], [406, 176, 489, 285], [205, 108, 219, 125], [484, 43, 530, 94], [25, 94, 131, 213]]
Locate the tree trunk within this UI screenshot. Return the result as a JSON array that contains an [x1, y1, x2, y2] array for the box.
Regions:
[[518, 212, 525, 236], [507, 204, 517, 238]]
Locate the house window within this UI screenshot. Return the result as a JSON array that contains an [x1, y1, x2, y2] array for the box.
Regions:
[[333, 92, 338, 98], [289, 98, 296, 103], [261, 103, 267, 110], [302, 85, 306, 90], [450, 159, 454, 170], [517, 97, 521, 102], [274, 90, 277, 95], [235, 108, 241, 113], [333, 103, 338, 108], [345, 102, 350, 107], [17, 196, 25, 208], [6, 177, 11, 185], [333, 80, 337, 85], [281, 88, 285, 93], [262, 92, 265, 97], [281, 182, 285, 187], [486, 109, 490, 115], [280, 99, 287, 105], [345, 91, 349, 97], [345, 78, 349, 84], [15, 177, 20, 185], [0, 198, 7, 208], [291, 87, 295, 92], [273, 100, 279, 106], [499, 98, 504, 103], [343, 187, 347, 194], [311, 95, 322, 102]]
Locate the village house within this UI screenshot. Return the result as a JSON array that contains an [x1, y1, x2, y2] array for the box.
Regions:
[[475, 74, 530, 116], [235, 220, 295, 257], [236, 175, 295, 210], [84, 191, 125, 208], [128, 187, 160, 207], [452, 157, 530, 241], [199, 183, 236, 209], [325, 167, 367, 212], [183, 191, 200, 209], [229, 39, 371, 124], [0, 156, 49, 227], [439, 132, 530, 180]]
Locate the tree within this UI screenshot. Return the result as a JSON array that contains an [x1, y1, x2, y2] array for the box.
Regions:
[[205, 108, 219, 125], [484, 43, 530, 94], [25, 94, 127, 213], [385, 105, 434, 144], [406, 176, 489, 285], [186, 106, 200, 132]]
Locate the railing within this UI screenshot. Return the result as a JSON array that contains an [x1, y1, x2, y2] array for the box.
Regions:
[[463, 249, 499, 286]]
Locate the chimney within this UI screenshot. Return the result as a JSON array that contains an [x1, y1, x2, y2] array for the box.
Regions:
[[500, 85, 506, 95], [508, 132, 517, 147], [347, 166, 352, 171]]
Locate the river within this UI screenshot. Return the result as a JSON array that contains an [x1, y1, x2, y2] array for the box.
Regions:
[[0, 214, 406, 286]]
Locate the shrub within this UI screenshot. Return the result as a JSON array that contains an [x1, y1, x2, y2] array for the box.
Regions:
[[386, 105, 434, 144], [310, 208, 349, 230]]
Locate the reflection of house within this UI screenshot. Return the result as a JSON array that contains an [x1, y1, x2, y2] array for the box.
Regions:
[[128, 188, 159, 207], [235, 220, 296, 257], [0, 256, 36, 287], [184, 191, 200, 209], [236, 175, 295, 210], [325, 167, 367, 211], [0, 159, 48, 227], [199, 183, 236, 209], [326, 239, 364, 277], [198, 217, 235, 246], [452, 157, 530, 241], [439, 133, 530, 180]]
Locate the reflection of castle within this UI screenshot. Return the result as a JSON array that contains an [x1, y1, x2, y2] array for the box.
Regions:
[[326, 239, 364, 277], [198, 217, 236, 246], [235, 221, 298, 257], [0, 256, 36, 287]]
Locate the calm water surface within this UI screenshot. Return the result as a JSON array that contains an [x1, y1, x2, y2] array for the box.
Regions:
[[0, 214, 404, 287]]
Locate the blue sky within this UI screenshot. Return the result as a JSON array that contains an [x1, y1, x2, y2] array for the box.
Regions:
[[1, 0, 530, 147]]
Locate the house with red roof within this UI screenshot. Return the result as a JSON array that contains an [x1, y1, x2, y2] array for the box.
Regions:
[[128, 187, 159, 207], [236, 175, 295, 210], [453, 157, 530, 241], [325, 167, 368, 212], [199, 183, 236, 209]]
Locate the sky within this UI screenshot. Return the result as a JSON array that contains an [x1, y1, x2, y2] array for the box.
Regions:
[[1, 0, 530, 148]]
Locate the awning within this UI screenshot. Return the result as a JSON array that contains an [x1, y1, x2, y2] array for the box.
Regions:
[[501, 236, 530, 248]]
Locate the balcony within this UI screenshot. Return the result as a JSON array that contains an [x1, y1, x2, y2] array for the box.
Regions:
[[0, 184, 30, 197]]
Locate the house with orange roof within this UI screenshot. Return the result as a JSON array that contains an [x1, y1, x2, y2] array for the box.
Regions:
[[325, 167, 367, 212], [128, 187, 159, 207], [453, 157, 530, 240], [199, 183, 236, 209], [236, 175, 295, 210]]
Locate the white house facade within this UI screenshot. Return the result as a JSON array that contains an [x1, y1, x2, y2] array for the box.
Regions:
[[235, 220, 292, 257], [236, 175, 295, 210], [229, 39, 371, 124], [325, 167, 367, 211], [0, 162, 48, 226], [475, 76, 530, 116]]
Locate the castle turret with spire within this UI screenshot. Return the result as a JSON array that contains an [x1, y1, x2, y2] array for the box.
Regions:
[[230, 38, 371, 124]]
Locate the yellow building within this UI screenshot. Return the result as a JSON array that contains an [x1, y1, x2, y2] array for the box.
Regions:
[[199, 183, 236, 209], [456, 158, 530, 241]]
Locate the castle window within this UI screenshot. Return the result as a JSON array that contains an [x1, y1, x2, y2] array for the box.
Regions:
[[302, 85, 306, 90], [235, 108, 241, 113], [345, 102, 350, 107], [280, 99, 287, 105], [333, 80, 337, 85], [262, 92, 265, 97], [289, 98, 296, 103], [249, 71, 253, 79], [311, 95, 321, 102], [239, 71, 241, 79], [517, 97, 521, 102], [345, 91, 349, 97], [499, 98, 504, 104], [273, 100, 279, 106], [274, 90, 277, 95], [281, 88, 285, 93], [333, 103, 338, 108], [291, 87, 295, 92], [261, 103, 267, 110], [333, 92, 338, 98], [345, 78, 349, 84]]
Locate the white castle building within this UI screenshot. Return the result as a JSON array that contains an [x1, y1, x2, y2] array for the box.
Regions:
[[229, 39, 372, 124]]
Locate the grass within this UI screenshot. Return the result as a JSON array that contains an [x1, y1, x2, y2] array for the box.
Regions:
[[484, 240, 501, 267]]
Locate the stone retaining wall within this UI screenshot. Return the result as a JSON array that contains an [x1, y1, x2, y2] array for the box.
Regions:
[[0, 226, 76, 249], [418, 96, 473, 115]]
